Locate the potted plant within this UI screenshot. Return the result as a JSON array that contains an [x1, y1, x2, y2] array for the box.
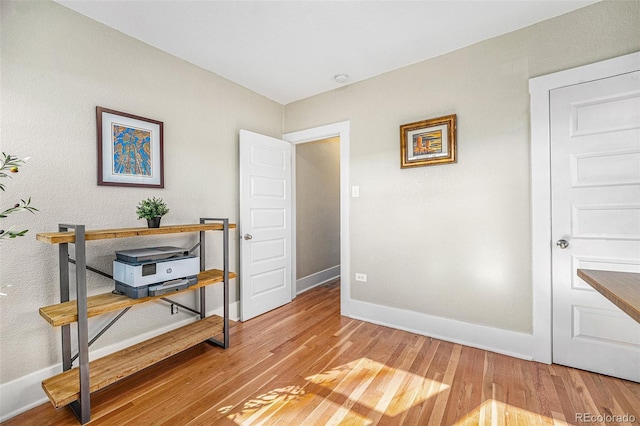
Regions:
[[136, 197, 169, 228]]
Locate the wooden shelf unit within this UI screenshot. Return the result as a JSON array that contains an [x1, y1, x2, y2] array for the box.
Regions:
[[36, 219, 235, 424]]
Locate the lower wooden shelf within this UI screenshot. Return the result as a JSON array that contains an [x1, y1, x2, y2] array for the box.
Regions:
[[42, 314, 232, 408]]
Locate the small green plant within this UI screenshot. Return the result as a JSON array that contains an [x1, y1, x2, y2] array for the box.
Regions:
[[0, 152, 38, 240], [135, 197, 169, 220]]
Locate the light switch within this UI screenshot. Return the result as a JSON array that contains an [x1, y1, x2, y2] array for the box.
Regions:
[[352, 185, 360, 198]]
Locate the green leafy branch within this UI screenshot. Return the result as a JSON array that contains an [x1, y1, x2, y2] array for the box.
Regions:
[[0, 152, 38, 240], [0, 153, 26, 191], [0, 198, 38, 238]]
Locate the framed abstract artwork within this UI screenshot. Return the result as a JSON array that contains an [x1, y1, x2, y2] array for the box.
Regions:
[[96, 107, 164, 188], [400, 114, 457, 168]]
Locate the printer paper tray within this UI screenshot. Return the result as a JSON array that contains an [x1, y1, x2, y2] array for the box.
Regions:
[[115, 276, 198, 299]]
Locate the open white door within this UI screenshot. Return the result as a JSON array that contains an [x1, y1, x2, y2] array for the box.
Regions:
[[551, 71, 640, 381], [239, 130, 292, 321]]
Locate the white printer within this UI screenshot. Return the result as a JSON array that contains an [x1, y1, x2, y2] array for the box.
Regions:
[[113, 246, 199, 299]]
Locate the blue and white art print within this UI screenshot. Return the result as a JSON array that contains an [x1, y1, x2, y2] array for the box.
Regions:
[[97, 107, 164, 188]]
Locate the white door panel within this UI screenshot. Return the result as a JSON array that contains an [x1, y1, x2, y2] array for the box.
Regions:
[[551, 70, 640, 382], [240, 130, 292, 321], [571, 149, 640, 187]]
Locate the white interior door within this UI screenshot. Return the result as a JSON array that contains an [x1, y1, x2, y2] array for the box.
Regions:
[[239, 130, 292, 321], [551, 70, 640, 381]]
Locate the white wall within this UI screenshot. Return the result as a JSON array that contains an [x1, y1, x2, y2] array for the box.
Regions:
[[0, 0, 282, 389], [284, 0, 640, 334]]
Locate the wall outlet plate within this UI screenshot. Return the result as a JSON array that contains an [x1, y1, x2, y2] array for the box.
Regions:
[[355, 273, 367, 282]]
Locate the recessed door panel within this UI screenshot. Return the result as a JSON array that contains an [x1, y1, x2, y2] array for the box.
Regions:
[[571, 256, 640, 291], [250, 175, 286, 199], [573, 306, 640, 347], [571, 91, 640, 136], [572, 205, 640, 239], [250, 268, 286, 297], [251, 239, 286, 264], [251, 144, 287, 170], [572, 150, 640, 187], [250, 208, 285, 230]]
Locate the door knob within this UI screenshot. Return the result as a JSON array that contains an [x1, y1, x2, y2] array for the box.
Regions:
[[243, 233, 253, 240], [556, 239, 569, 249]]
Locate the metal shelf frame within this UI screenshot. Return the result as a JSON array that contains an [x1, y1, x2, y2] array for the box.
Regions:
[[54, 218, 231, 424]]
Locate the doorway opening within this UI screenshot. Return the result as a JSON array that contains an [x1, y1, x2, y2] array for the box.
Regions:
[[284, 121, 351, 314], [293, 137, 341, 295]]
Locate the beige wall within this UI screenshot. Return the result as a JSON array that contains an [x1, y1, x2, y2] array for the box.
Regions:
[[284, 0, 640, 333], [296, 137, 340, 280], [0, 0, 282, 383]]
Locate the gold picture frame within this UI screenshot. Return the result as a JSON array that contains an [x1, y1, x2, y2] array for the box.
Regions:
[[400, 114, 457, 168]]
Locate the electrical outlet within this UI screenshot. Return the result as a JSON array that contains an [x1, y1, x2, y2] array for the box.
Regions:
[[355, 273, 367, 282], [171, 304, 178, 315]]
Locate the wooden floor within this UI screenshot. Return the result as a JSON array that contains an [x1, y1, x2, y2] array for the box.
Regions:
[[5, 281, 640, 425]]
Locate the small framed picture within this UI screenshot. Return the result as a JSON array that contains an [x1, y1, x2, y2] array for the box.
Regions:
[[96, 107, 164, 188], [400, 114, 457, 168]]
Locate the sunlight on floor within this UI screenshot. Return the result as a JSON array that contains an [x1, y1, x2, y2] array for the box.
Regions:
[[306, 357, 449, 417], [221, 357, 449, 425], [454, 397, 564, 426]]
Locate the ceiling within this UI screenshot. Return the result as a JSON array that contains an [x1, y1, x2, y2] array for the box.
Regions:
[[55, 0, 599, 105]]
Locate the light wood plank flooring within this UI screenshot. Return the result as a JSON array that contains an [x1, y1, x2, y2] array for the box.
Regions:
[[4, 281, 639, 425]]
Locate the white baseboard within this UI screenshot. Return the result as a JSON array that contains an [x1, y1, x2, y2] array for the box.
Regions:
[[296, 265, 340, 295], [343, 298, 535, 361], [0, 301, 239, 422], [0, 365, 57, 422]]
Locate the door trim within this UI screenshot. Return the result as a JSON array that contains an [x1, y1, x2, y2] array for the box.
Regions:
[[529, 52, 640, 364], [283, 121, 351, 315]]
